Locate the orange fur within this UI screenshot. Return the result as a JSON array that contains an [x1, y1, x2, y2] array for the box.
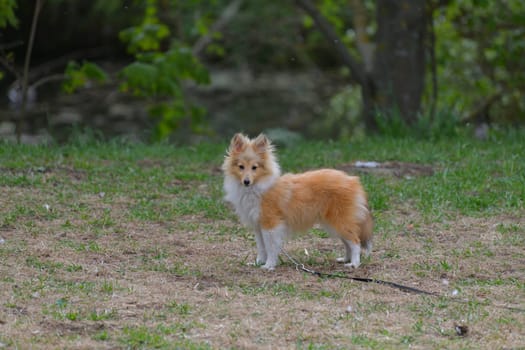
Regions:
[[260, 170, 371, 241], [222, 133, 373, 270]]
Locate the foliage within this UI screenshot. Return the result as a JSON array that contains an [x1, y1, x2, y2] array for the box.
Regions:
[[374, 108, 461, 140], [118, 0, 170, 54], [2, 0, 525, 140], [0, 0, 18, 28], [62, 0, 212, 141], [118, 0, 211, 140], [0, 0, 18, 81], [301, 0, 525, 129], [219, 0, 307, 69], [432, 0, 525, 124], [62, 61, 108, 93], [310, 86, 364, 140], [119, 48, 209, 97]]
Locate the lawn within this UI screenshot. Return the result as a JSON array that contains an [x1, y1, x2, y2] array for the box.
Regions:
[[0, 132, 524, 349]]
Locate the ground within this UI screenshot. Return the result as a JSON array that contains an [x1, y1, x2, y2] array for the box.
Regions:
[[0, 137, 524, 349]]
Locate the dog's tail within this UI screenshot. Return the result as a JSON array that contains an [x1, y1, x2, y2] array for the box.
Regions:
[[362, 237, 373, 257], [360, 210, 373, 257]]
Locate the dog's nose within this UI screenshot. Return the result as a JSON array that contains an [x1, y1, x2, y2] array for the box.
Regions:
[[243, 179, 250, 186]]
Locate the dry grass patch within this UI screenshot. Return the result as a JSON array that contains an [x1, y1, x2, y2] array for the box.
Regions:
[[1, 195, 524, 349]]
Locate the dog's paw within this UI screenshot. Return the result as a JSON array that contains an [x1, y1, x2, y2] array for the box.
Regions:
[[256, 257, 266, 266], [261, 263, 276, 271], [344, 262, 360, 269]]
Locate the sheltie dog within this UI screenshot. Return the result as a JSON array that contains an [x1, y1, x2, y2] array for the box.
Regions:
[[222, 133, 373, 270]]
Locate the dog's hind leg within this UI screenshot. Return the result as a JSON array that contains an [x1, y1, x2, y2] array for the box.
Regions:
[[338, 238, 361, 268], [260, 224, 286, 271], [336, 238, 351, 264], [328, 222, 362, 267]]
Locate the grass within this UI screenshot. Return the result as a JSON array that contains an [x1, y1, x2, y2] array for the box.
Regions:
[[0, 132, 524, 349]]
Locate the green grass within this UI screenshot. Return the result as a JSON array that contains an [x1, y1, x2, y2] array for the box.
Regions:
[[0, 132, 524, 349], [281, 136, 524, 218], [1, 134, 524, 220], [119, 325, 210, 349]]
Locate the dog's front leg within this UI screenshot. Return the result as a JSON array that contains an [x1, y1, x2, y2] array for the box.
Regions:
[[260, 224, 286, 271], [254, 227, 267, 265]]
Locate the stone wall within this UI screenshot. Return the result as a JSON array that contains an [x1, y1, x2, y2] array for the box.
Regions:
[[0, 69, 341, 143]]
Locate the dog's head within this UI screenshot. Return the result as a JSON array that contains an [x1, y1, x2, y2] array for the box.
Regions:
[[222, 133, 279, 187]]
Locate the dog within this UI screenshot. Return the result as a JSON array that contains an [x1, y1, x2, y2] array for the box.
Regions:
[[222, 133, 373, 270]]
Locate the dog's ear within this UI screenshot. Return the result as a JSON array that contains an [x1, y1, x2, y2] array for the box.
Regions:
[[229, 133, 247, 153], [253, 134, 270, 153]]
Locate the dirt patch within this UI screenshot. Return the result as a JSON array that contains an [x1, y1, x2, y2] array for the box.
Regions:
[[40, 320, 107, 336]]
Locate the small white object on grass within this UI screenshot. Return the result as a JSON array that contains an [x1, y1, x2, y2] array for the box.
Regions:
[[304, 248, 309, 256], [354, 161, 380, 168], [43, 204, 50, 211], [451, 289, 459, 296], [346, 305, 353, 313], [0, 238, 5, 244]]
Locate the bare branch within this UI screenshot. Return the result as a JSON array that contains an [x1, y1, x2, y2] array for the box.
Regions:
[[294, 0, 366, 86], [14, 46, 111, 86], [18, 0, 45, 142], [428, 4, 438, 122], [31, 73, 66, 90], [192, 0, 244, 58]]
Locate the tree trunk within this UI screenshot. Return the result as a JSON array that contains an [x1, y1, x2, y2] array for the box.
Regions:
[[295, 0, 428, 130], [373, 0, 427, 125]]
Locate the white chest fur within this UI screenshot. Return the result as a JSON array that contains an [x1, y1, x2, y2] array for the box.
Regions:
[[224, 177, 261, 227], [224, 176, 277, 228]]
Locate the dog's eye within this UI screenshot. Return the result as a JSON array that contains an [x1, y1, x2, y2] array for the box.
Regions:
[[252, 165, 257, 171], [239, 165, 245, 170]]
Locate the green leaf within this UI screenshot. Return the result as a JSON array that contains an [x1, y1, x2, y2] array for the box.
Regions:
[[119, 0, 170, 54], [119, 62, 160, 96], [62, 61, 108, 94], [0, 0, 18, 28], [115, 0, 211, 139], [302, 15, 314, 28]]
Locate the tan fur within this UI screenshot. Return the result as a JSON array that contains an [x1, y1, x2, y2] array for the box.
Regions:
[[260, 169, 372, 244], [222, 133, 373, 270]]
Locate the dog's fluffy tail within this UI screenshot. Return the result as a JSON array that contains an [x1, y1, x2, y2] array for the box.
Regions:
[[362, 237, 372, 257], [360, 210, 373, 257]]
